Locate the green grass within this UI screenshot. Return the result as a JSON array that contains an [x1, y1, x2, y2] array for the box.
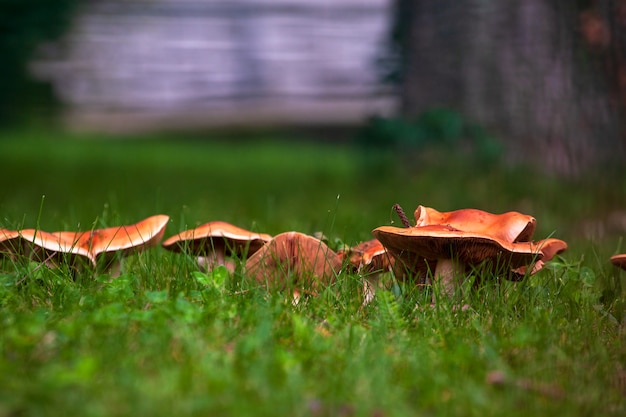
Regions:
[[0, 128, 625, 416]]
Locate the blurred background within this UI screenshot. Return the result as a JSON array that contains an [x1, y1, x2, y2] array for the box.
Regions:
[[5, 0, 395, 131], [3, 0, 626, 173], [28, 0, 396, 131], [1, 0, 625, 244]]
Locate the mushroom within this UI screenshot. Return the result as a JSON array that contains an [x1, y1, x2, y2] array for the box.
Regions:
[[245, 231, 343, 292], [341, 238, 393, 275], [610, 254, 626, 271], [373, 224, 548, 296], [18, 229, 93, 266], [1, 228, 20, 249], [1, 228, 23, 261], [373, 205, 567, 297], [89, 214, 170, 265], [339, 238, 397, 305], [19, 214, 170, 270], [511, 238, 569, 277], [162, 221, 272, 272]]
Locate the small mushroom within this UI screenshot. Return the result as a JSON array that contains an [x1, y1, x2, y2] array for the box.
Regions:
[[341, 238, 393, 275], [373, 224, 546, 296], [339, 238, 397, 305], [19, 214, 170, 269], [511, 238, 569, 277], [162, 221, 272, 272], [245, 231, 343, 292], [610, 254, 626, 271]]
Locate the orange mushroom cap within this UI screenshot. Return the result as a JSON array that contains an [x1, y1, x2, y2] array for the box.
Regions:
[[373, 224, 544, 270], [1, 228, 23, 256], [413, 205, 537, 243], [611, 254, 626, 271], [90, 214, 170, 262], [162, 221, 272, 258], [375, 206, 567, 286], [245, 231, 343, 289], [1, 228, 19, 241], [19, 215, 170, 267], [340, 238, 400, 305], [532, 238, 568, 261], [19, 229, 95, 265], [510, 238, 569, 278], [340, 238, 394, 274]]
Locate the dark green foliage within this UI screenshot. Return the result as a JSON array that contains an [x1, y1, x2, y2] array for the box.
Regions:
[[0, 0, 78, 125], [357, 108, 503, 168]]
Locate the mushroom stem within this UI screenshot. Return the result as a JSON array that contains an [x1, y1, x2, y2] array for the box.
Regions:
[[215, 250, 225, 268], [362, 274, 380, 306], [197, 250, 236, 273], [433, 258, 465, 298]]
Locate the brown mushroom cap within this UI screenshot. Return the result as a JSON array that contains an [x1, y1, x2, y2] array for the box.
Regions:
[[611, 254, 626, 271], [340, 238, 400, 305], [373, 224, 543, 270], [414, 205, 537, 243], [245, 231, 343, 289], [162, 221, 271, 257], [340, 238, 394, 274]]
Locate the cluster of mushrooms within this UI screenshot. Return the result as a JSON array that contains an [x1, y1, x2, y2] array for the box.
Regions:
[[1, 204, 625, 301]]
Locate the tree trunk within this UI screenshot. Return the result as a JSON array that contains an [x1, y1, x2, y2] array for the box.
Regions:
[[400, 0, 624, 176]]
